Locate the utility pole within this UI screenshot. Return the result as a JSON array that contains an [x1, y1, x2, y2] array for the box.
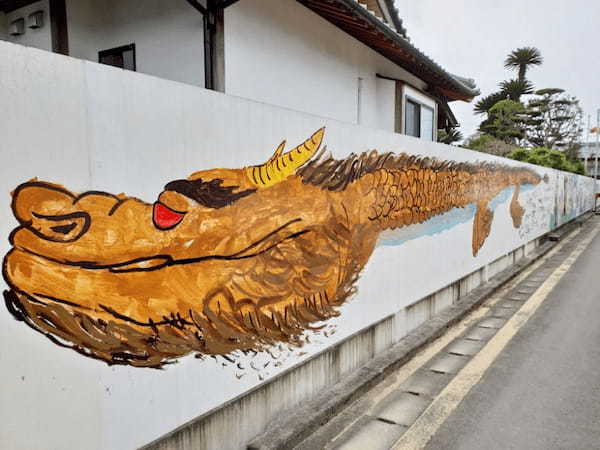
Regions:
[[596, 109, 600, 179], [586, 114, 591, 174]]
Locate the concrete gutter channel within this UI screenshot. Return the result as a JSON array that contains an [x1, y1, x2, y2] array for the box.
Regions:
[[249, 212, 593, 450]]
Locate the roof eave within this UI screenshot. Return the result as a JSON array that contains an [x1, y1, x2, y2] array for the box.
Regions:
[[337, 0, 480, 101], [380, 0, 405, 36]]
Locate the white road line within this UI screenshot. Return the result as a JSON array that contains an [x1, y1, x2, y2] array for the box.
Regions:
[[392, 224, 600, 450], [327, 229, 582, 447]]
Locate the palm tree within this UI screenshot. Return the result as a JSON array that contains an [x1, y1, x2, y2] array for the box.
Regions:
[[499, 79, 534, 101], [438, 128, 463, 145], [504, 47, 543, 82], [474, 91, 507, 115]]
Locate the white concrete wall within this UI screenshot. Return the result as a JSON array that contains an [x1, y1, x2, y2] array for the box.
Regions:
[[0, 42, 595, 450], [66, 0, 205, 87], [225, 0, 429, 132], [2, 0, 439, 135], [2, 1, 51, 51]]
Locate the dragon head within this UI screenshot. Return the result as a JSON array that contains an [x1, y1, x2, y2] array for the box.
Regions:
[[3, 128, 361, 367]]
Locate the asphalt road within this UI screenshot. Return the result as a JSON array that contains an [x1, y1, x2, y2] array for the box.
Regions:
[[425, 229, 600, 449]]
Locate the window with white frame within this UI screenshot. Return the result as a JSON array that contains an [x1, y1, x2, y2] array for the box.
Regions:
[[404, 97, 434, 141], [397, 84, 437, 141]]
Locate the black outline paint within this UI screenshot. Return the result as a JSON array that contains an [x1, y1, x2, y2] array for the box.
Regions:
[[152, 202, 187, 231], [8, 218, 308, 274]]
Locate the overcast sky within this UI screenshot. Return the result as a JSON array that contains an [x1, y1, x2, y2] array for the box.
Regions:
[[398, 0, 600, 142]]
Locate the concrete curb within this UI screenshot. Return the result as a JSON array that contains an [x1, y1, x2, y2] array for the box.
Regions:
[[248, 217, 590, 449]]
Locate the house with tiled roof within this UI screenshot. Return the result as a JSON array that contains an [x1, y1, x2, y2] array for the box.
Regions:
[[1, 0, 478, 141], [0, 3, 489, 450]]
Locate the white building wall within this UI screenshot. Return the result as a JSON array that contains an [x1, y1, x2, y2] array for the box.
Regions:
[[225, 0, 428, 132], [2, 0, 51, 51], [403, 84, 437, 109], [2, 0, 436, 134], [0, 41, 595, 450], [66, 0, 205, 87], [376, 77, 397, 131]]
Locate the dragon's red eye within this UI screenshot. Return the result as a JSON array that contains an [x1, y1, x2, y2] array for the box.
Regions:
[[153, 202, 185, 230]]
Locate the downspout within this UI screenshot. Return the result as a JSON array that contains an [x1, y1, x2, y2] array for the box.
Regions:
[[185, 0, 240, 91]]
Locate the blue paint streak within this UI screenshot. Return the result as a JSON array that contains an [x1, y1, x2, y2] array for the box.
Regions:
[[378, 184, 534, 247]]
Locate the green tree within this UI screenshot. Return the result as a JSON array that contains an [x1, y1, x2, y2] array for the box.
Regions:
[[438, 128, 463, 145], [523, 88, 583, 150], [499, 79, 534, 102], [504, 47, 543, 82], [507, 147, 585, 175], [474, 91, 507, 115], [464, 133, 516, 157], [506, 147, 530, 162], [471, 46, 585, 168], [475, 80, 534, 117], [473, 47, 543, 148], [479, 99, 528, 144]]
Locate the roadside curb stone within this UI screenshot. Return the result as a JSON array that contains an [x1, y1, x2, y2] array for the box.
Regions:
[[248, 216, 591, 450]]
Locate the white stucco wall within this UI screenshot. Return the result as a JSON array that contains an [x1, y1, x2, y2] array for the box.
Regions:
[[66, 0, 205, 87], [2, 1, 51, 51], [376, 77, 397, 132], [403, 84, 437, 109], [0, 42, 593, 450], [225, 0, 428, 132], [2, 0, 439, 135]]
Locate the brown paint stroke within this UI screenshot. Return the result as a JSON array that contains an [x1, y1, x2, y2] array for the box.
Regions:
[[3, 129, 544, 368]]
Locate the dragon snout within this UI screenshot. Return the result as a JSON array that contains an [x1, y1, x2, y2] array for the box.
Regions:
[[12, 182, 91, 243]]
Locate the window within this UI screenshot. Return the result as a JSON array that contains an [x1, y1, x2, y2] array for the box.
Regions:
[[420, 105, 434, 141], [405, 99, 420, 138], [99, 44, 136, 71], [404, 97, 434, 141]]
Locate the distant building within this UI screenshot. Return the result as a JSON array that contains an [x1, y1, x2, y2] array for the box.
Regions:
[[579, 142, 600, 179], [0, 0, 479, 141]]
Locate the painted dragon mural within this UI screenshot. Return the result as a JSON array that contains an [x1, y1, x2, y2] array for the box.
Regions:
[[3, 128, 545, 368]]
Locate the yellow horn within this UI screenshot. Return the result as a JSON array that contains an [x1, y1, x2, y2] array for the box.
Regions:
[[246, 127, 325, 188], [269, 141, 286, 163]]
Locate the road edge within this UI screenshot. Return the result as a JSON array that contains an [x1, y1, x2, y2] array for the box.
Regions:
[[248, 213, 593, 450]]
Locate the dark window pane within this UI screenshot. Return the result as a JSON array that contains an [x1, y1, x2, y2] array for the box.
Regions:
[[100, 54, 124, 68], [99, 44, 136, 71], [405, 99, 421, 137]]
